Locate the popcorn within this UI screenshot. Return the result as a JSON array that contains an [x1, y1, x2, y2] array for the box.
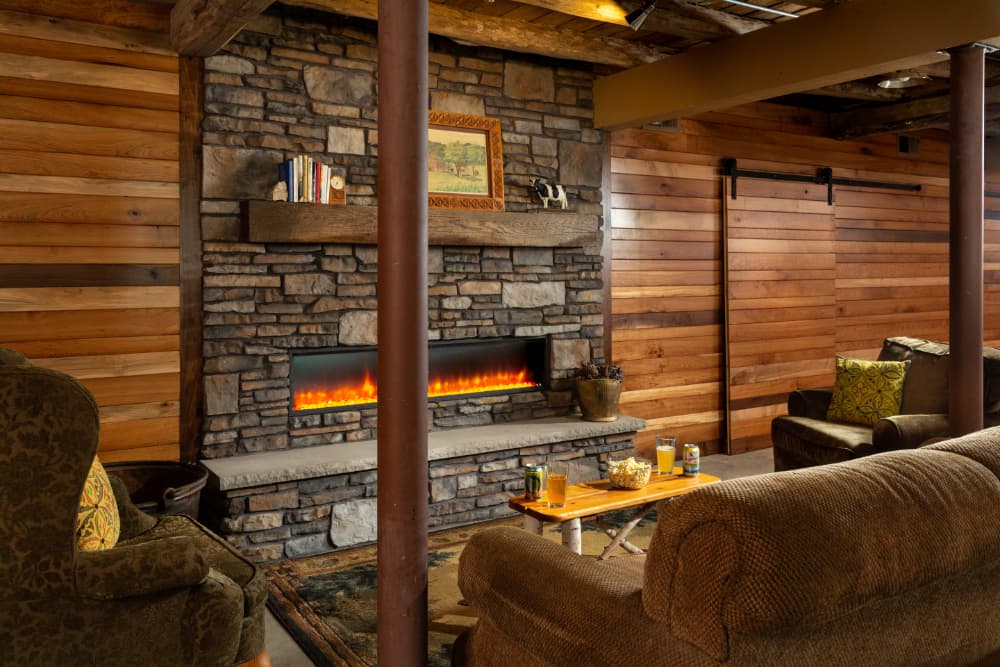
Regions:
[[608, 456, 651, 489]]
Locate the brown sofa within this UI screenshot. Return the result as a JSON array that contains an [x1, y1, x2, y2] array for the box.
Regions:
[[0, 347, 269, 666], [454, 427, 1000, 666], [771, 336, 1000, 471]]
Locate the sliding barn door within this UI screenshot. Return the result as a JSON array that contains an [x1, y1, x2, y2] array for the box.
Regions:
[[723, 178, 837, 453]]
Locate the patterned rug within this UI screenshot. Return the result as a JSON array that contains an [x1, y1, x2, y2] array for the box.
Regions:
[[264, 511, 659, 666]]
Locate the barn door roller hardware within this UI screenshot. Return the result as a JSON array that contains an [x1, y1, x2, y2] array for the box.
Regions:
[[721, 158, 921, 205]]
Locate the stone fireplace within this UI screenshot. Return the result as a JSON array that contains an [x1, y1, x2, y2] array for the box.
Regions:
[[195, 7, 645, 562]]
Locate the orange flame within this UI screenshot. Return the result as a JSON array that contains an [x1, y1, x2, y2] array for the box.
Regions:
[[294, 368, 538, 412]]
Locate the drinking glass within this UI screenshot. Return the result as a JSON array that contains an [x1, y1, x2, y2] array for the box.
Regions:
[[656, 436, 677, 475], [547, 461, 569, 508]]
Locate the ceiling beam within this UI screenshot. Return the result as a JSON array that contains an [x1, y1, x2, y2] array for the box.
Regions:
[[506, 0, 630, 25], [506, 0, 768, 40], [620, 0, 765, 40], [286, 0, 667, 67], [810, 81, 906, 102], [665, 0, 768, 35], [831, 84, 1000, 139], [593, 0, 1000, 129], [171, 0, 275, 55]]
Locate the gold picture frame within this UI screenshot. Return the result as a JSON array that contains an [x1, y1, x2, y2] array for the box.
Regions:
[[427, 110, 504, 211]]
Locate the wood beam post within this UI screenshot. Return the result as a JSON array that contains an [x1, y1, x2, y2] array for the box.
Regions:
[[376, 0, 429, 664], [179, 56, 203, 464], [949, 44, 985, 436], [594, 0, 1000, 129], [171, 0, 275, 56]]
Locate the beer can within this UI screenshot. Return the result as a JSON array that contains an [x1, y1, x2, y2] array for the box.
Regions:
[[682, 443, 700, 477], [524, 465, 546, 501]]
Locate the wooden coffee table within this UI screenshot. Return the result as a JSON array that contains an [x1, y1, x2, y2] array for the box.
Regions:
[[508, 468, 721, 560]]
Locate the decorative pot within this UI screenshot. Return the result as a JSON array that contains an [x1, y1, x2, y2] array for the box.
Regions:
[[574, 378, 622, 422]]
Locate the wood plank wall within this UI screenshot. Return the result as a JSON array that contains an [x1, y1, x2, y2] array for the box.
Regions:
[[0, 1, 181, 462], [723, 180, 836, 453], [611, 102, 1000, 457]]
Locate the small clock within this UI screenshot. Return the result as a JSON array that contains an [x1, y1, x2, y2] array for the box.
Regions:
[[329, 173, 346, 205]]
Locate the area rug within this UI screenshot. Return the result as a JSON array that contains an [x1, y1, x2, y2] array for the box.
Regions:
[[264, 511, 659, 666]]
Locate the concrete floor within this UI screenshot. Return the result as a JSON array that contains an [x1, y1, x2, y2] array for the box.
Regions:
[[265, 446, 776, 666]]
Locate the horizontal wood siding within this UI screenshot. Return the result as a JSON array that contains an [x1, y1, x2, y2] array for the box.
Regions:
[[724, 181, 836, 453], [610, 102, 987, 457], [0, 1, 180, 462]]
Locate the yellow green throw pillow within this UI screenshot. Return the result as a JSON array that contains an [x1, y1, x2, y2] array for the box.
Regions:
[[827, 356, 910, 427], [76, 456, 120, 551]]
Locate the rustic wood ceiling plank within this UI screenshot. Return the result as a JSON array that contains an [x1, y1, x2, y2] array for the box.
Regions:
[[666, 0, 769, 35], [170, 0, 276, 56], [830, 84, 1000, 139], [286, 0, 668, 66], [594, 0, 999, 129]]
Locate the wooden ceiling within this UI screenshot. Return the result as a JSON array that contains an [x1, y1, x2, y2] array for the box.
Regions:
[[165, 0, 1000, 139]]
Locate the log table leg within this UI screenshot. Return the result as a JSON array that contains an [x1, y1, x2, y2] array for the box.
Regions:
[[595, 501, 655, 560], [523, 515, 543, 535], [561, 518, 582, 554]]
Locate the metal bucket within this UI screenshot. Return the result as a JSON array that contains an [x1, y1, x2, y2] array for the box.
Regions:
[[574, 378, 622, 422], [104, 461, 208, 518]]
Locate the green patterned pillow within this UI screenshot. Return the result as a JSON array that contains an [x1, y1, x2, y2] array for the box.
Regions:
[[827, 356, 911, 426]]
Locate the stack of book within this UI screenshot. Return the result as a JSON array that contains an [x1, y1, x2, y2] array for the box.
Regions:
[[277, 155, 336, 203]]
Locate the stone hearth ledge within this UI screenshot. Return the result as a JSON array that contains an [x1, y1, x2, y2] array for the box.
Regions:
[[202, 415, 646, 491]]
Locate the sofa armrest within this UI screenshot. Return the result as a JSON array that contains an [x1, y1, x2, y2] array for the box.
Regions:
[[873, 414, 951, 451], [459, 526, 652, 664], [107, 473, 157, 540], [788, 389, 832, 420], [75, 535, 209, 600]]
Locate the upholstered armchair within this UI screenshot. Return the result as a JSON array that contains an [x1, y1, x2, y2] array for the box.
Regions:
[[0, 348, 269, 667], [771, 336, 1000, 471]]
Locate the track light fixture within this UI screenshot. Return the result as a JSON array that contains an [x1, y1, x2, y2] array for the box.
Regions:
[[626, 0, 656, 30]]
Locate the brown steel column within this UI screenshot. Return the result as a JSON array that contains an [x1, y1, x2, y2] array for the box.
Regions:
[[376, 1, 429, 665], [949, 44, 985, 436]]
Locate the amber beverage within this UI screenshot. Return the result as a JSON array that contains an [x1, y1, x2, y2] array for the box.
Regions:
[[547, 461, 569, 508], [656, 435, 677, 474]]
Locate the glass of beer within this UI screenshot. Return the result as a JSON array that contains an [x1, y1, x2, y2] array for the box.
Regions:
[[547, 461, 569, 508], [656, 436, 677, 475]]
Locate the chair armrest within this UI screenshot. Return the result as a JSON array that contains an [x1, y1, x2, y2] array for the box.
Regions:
[[75, 536, 209, 600], [872, 414, 951, 451], [788, 388, 833, 420], [459, 527, 651, 664], [107, 473, 157, 540]]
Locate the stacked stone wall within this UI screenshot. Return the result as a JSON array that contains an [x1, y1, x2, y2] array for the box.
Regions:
[[199, 6, 608, 459], [205, 431, 637, 562]]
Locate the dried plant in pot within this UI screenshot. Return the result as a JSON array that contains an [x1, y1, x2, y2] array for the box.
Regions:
[[574, 362, 623, 422]]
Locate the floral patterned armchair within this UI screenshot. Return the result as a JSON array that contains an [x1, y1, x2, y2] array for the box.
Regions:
[[0, 347, 269, 666]]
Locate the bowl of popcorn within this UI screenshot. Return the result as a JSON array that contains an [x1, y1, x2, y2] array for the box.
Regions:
[[607, 456, 652, 490]]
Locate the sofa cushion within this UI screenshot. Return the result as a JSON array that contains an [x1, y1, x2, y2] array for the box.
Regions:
[[772, 415, 874, 465], [827, 356, 909, 426], [878, 337, 949, 414], [75, 456, 121, 551]]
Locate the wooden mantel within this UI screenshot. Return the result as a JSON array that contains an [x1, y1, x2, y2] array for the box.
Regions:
[[244, 200, 601, 247]]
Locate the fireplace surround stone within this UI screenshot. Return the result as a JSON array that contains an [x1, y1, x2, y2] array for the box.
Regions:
[[201, 415, 645, 562]]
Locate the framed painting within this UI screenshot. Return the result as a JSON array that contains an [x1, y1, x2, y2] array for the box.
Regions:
[[427, 110, 505, 211]]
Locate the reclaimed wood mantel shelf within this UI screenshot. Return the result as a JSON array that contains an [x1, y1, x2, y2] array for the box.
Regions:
[[243, 200, 601, 247]]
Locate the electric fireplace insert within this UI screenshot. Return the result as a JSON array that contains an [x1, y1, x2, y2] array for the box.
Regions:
[[290, 336, 549, 414]]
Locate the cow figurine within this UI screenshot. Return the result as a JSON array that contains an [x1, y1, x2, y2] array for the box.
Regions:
[[530, 177, 568, 210]]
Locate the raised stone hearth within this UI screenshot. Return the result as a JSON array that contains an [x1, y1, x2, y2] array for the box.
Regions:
[[201, 415, 644, 562]]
